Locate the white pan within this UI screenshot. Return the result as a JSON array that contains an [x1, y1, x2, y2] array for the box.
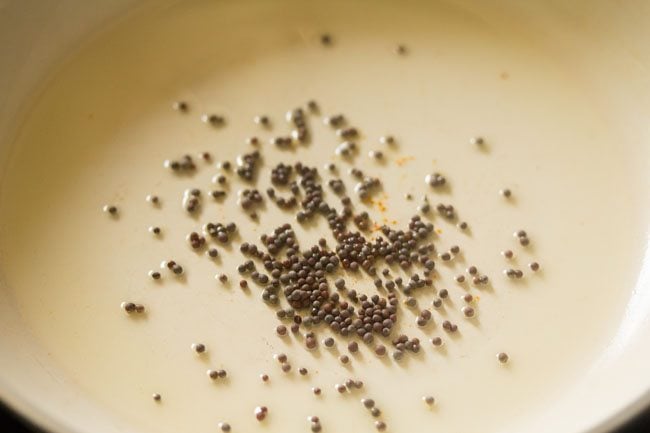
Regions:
[[0, 1, 649, 433]]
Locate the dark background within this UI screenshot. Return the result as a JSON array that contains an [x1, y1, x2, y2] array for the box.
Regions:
[[1, 401, 650, 432]]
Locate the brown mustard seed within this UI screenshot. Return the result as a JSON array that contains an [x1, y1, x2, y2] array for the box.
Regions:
[[260, 373, 269, 382], [500, 188, 512, 198], [470, 136, 484, 146], [299, 367, 308, 376], [276, 325, 287, 336], [201, 113, 225, 126], [172, 101, 188, 112], [423, 395, 435, 405], [461, 306, 475, 318], [431, 337, 443, 346], [375, 421, 387, 431], [312, 387, 322, 395], [275, 353, 287, 363], [191, 343, 206, 353], [497, 352, 509, 363], [254, 406, 267, 421], [152, 393, 161, 401], [121, 302, 136, 313], [339, 355, 350, 364], [254, 115, 270, 126], [529, 262, 540, 271], [218, 422, 231, 432], [103, 204, 118, 215]]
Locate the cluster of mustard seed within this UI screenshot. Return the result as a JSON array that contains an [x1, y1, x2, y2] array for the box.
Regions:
[[103, 34, 547, 433]]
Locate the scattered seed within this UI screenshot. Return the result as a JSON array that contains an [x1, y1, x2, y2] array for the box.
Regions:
[[103, 204, 118, 215], [149, 226, 161, 235], [191, 343, 206, 353], [172, 101, 188, 112], [470, 136, 484, 146], [254, 406, 267, 421], [461, 306, 475, 318], [497, 352, 509, 364]]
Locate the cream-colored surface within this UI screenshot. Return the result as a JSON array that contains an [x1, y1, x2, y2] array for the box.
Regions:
[[0, 1, 649, 433]]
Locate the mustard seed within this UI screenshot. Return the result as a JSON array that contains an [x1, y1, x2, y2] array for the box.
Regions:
[[103, 204, 117, 215], [172, 101, 188, 112], [191, 343, 206, 353]]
